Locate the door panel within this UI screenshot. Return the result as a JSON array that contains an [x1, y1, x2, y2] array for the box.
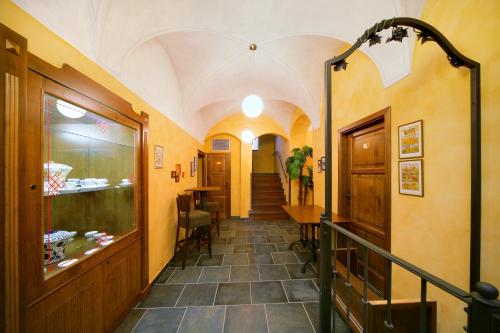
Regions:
[[207, 153, 231, 219], [340, 113, 390, 296]]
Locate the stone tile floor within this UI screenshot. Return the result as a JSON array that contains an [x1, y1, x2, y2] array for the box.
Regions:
[[114, 219, 346, 333]]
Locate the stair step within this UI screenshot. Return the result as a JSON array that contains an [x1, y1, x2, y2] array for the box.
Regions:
[[252, 192, 285, 199], [250, 205, 286, 212], [249, 209, 290, 221], [252, 199, 287, 206]]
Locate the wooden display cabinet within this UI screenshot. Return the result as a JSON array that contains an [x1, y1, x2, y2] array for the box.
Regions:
[[1, 24, 149, 332]]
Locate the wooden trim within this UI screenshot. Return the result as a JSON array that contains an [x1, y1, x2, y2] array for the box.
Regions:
[[337, 106, 391, 251], [1, 23, 27, 333], [141, 111, 150, 288], [27, 53, 146, 125], [207, 152, 231, 218]]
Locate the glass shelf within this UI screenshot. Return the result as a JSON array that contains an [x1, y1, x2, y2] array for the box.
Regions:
[[42, 93, 138, 278]]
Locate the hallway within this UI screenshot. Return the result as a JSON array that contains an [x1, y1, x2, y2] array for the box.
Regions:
[[115, 219, 345, 333]]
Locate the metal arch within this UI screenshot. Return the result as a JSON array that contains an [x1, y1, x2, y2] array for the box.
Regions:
[[320, 15, 481, 333]]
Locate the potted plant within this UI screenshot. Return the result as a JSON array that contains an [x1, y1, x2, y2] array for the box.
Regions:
[[286, 145, 313, 205]]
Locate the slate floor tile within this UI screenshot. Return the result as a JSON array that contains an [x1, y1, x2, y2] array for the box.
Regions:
[[176, 283, 218, 306], [230, 265, 259, 282], [266, 303, 315, 333], [272, 252, 300, 264], [255, 243, 277, 253], [167, 267, 203, 284], [251, 281, 288, 304], [212, 237, 228, 244], [199, 266, 230, 283], [233, 244, 255, 253], [248, 253, 274, 264], [258, 264, 290, 281], [138, 284, 184, 308], [222, 253, 249, 265], [224, 305, 268, 333], [157, 267, 176, 284], [266, 235, 285, 243], [282, 279, 319, 302], [113, 308, 145, 333], [177, 306, 225, 333], [274, 243, 293, 252], [285, 263, 317, 279], [134, 308, 186, 333], [196, 254, 224, 266], [303, 302, 347, 332], [247, 236, 267, 244], [211, 244, 233, 254], [294, 251, 311, 263], [227, 237, 246, 244], [214, 282, 251, 305], [169, 254, 200, 267]]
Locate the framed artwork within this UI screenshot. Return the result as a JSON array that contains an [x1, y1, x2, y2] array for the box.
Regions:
[[154, 145, 163, 168], [399, 120, 423, 159], [175, 175, 180, 183], [175, 164, 181, 176], [317, 159, 322, 173], [320, 156, 326, 171], [193, 157, 198, 171], [399, 159, 423, 196], [190, 161, 195, 177], [170, 171, 176, 178]]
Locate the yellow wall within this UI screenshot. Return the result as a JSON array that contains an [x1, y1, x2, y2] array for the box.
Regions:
[[206, 113, 288, 217], [252, 134, 276, 173], [312, 0, 500, 331], [0, 0, 203, 282], [204, 134, 241, 216]]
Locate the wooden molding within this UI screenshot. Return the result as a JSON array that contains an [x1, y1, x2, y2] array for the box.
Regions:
[[1, 23, 27, 333]]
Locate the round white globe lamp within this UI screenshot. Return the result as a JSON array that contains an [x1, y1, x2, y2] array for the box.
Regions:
[[56, 99, 86, 119], [241, 95, 263, 118], [241, 129, 255, 143]]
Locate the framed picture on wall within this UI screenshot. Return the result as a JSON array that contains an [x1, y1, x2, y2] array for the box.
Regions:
[[175, 163, 181, 176], [399, 120, 423, 159], [399, 159, 423, 196], [154, 145, 163, 168], [320, 156, 326, 171], [190, 161, 195, 177], [317, 159, 322, 173], [193, 157, 198, 171]]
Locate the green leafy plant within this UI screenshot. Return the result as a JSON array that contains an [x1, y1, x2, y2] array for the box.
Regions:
[[286, 145, 313, 205]]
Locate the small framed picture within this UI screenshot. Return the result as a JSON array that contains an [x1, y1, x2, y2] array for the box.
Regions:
[[399, 159, 423, 196], [190, 161, 195, 177], [154, 145, 163, 168], [399, 120, 423, 159], [317, 159, 322, 173], [175, 175, 180, 183], [320, 156, 326, 171], [175, 164, 181, 176], [170, 171, 176, 178]]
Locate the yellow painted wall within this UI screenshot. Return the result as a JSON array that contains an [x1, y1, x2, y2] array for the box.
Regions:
[[0, 0, 203, 282], [312, 0, 500, 331], [204, 134, 241, 216], [252, 134, 276, 173], [206, 113, 288, 217]]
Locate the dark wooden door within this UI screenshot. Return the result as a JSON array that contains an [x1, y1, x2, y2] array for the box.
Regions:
[[339, 109, 391, 295], [207, 153, 231, 219]]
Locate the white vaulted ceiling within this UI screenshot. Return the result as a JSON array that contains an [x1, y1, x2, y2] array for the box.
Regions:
[[14, 0, 425, 142]]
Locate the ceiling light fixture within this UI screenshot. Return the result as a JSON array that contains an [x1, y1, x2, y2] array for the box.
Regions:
[[241, 129, 255, 143], [241, 94, 263, 118], [56, 99, 86, 119]]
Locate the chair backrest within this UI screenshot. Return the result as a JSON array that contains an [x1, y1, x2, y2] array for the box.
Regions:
[[177, 194, 191, 214]]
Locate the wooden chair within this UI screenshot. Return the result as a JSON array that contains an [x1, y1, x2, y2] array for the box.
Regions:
[[193, 191, 221, 237], [174, 194, 212, 269]]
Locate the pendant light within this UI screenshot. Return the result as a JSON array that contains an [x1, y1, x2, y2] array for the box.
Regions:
[[242, 43, 263, 118]]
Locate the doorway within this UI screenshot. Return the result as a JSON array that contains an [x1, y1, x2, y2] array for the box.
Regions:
[[338, 107, 391, 294], [197, 150, 206, 186], [207, 153, 231, 219]]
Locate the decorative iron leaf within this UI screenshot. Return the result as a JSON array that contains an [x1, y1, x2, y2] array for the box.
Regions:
[[333, 59, 348, 72], [368, 33, 382, 47], [447, 55, 465, 68], [386, 27, 408, 43], [416, 30, 434, 44]]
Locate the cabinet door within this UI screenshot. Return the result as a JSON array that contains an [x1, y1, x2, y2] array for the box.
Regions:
[[25, 266, 104, 333], [103, 240, 142, 331]]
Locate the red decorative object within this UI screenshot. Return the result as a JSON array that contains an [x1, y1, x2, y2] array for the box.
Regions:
[[47, 174, 66, 195]]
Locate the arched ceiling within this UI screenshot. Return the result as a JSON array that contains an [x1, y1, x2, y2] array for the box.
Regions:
[[14, 0, 425, 142]]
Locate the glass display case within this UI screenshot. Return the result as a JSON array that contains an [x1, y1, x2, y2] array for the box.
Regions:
[[42, 93, 138, 278]]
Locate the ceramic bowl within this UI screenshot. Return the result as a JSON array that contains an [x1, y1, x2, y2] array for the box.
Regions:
[[43, 162, 72, 182]]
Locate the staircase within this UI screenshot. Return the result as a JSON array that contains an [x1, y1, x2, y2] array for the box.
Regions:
[[250, 173, 289, 221]]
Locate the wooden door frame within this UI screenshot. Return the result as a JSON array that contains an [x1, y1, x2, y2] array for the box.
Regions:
[[207, 152, 231, 219], [337, 107, 391, 251], [198, 150, 206, 186]]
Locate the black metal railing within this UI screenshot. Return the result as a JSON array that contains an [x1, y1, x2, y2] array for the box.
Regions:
[[319, 219, 500, 332]]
